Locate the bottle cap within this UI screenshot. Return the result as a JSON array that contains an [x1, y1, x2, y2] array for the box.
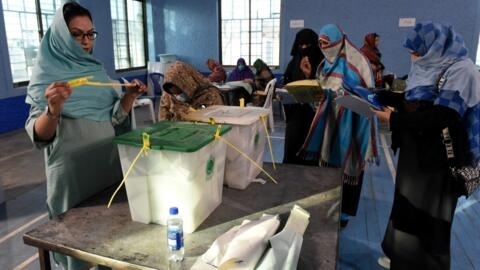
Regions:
[[169, 207, 179, 215]]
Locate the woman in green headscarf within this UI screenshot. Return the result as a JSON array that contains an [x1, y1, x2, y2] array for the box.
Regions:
[[253, 58, 275, 91], [250, 59, 275, 106], [25, 2, 147, 269]]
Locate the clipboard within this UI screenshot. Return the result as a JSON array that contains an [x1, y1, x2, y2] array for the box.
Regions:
[[334, 95, 376, 117]]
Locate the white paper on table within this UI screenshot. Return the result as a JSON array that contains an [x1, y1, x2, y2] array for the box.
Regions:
[[334, 95, 375, 118], [225, 81, 254, 95], [255, 205, 310, 270], [190, 214, 280, 270]]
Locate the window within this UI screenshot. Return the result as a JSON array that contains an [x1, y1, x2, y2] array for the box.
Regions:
[[2, 0, 63, 86], [476, 35, 480, 68], [220, 0, 281, 67], [110, 0, 146, 70]]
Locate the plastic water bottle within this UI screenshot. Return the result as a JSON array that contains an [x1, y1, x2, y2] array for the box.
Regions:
[[167, 207, 184, 262]]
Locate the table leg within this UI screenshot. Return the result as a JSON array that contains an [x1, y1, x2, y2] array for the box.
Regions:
[[37, 248, 52, 270]]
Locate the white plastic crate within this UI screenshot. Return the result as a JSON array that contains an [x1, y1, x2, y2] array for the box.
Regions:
[[185, 105, 270, 190], [114, 121, 231, 233]]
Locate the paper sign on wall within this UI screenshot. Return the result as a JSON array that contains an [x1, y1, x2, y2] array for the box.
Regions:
[[399, 18, 416, 27], [290, 20, 304, 28]]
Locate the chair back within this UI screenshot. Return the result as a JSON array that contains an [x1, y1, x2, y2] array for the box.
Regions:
[[149, 72, 164, 97], [263, 78, 277, 109]]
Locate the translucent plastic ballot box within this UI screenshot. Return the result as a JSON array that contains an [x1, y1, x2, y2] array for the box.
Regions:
[[113, 121, 231, 233], [184, 105, 270, 190]]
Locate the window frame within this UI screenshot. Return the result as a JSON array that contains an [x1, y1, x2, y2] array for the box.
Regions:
[[476, 35, 480, 68], [110, 0, 148, 72], [219, 0, 281, 68], [2, 0, 63, 87]]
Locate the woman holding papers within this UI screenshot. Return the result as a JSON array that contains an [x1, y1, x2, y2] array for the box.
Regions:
[[281, 28, 324, 165], [284, 28, 324, 84], [299, 24, 378, 227], [373, 22, 479, 269]]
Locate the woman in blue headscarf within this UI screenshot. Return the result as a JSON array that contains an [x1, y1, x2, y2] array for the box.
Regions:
[[25, 2, 146, 269], [373, 21, 480, 269], [299, 24, 378, 227]]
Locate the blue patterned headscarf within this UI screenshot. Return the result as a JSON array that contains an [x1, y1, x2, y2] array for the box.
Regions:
[[404, 21, 480, 164], [317, 24, 374, 91], [300, 24, 378, 176], [25, 3, 119, 122], [403, 21, 468, 92]]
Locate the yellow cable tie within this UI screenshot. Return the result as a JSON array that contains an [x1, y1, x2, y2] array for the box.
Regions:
[[214, 124, 222, 139], [68, 76, 134, 88], [107, 132, 150, 208], [68, 76, 93, 87], [85, 81, 135, 87], [209, 117, 216, 125], [217, 135, 277, 184], [142, 132, 151, 150], [107, 147, 146, 208], [260, 114, 276, 170]]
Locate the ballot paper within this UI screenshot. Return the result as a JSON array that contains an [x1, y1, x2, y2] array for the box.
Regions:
[[347, 86, 383, 110], [334, 95, 376, 118]]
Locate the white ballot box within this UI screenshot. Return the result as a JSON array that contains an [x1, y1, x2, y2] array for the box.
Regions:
[[185, 105, 270, 190], [114, 121, 231, 233]]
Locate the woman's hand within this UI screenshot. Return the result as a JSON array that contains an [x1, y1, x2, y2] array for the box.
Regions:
[[33, 82, 72, 141], [121, 79, 148, 112], [124, 79, 148, 98], [372, 106, 392, 123], [45, 82, 73, 117], [300, 56, 312, 78]]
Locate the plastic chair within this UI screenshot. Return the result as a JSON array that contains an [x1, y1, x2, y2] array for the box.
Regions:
[[120, 78, 156, 129], [148, 72, 164, 107], [275, 88, 288, 121], [263, 78, 277, 133]]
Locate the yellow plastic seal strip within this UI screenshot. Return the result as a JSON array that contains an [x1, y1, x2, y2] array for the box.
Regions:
[[107, 133, 151, 208], [68, 76, 93, 87], [209, 117, 216, 125], [68, 76, 135, 88], [213, 124, 278, 184], [260, 114, 276, 170]]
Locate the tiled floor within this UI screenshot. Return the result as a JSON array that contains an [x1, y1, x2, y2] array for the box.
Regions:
[[1, 100, 479, 270]]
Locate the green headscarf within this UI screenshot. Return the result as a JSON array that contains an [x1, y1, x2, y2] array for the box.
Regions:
[[253, 59, 268, 74], [26, 3, 119, 122]]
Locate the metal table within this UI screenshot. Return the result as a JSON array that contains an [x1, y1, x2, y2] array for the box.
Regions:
[[23, 163, 342, 270]]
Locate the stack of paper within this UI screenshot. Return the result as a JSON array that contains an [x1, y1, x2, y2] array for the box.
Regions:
[[284, 80, 323, 103]]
